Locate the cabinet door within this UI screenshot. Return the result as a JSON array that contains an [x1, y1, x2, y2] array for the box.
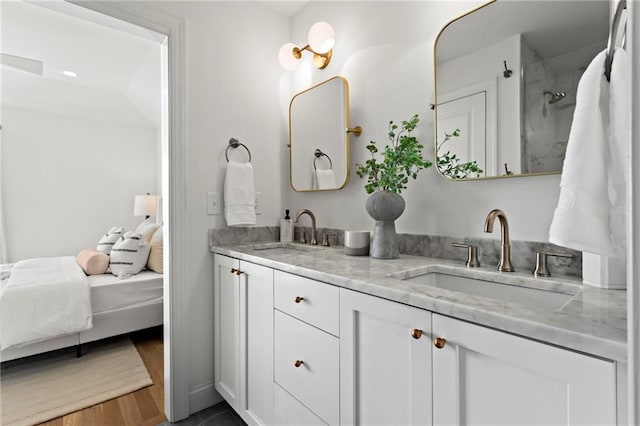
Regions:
[[340, 289, 432, 426], [214, 254, 240, 411], [432, 314, 617, 426], [239, 261, 274, 426]]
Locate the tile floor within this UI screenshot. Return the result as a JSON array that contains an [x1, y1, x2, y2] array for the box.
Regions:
[[157, 401, 246, 426]]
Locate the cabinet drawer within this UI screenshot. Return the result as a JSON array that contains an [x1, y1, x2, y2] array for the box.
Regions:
[[274, 270, 339, 336], [274, 310, 339, 425], [274, 383, 327, 426]]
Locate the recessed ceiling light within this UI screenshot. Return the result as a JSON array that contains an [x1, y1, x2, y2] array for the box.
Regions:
[[62, 70, 78, 78]]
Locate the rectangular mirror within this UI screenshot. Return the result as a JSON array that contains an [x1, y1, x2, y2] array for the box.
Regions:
[[434, 0, 608, 180], [289, 76, 355, 191]]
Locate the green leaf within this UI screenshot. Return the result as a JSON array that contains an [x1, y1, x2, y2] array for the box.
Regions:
[[356, 114, 433, 194]]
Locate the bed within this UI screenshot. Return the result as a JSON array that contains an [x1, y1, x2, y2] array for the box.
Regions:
[[0, 260, 163, 362]]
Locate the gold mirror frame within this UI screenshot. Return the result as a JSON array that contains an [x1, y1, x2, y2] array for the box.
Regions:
[[289, 76, 359, 192], [433, 0, 608, 181]]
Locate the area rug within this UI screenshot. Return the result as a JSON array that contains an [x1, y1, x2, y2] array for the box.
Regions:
[[0, 337, 152, 426]]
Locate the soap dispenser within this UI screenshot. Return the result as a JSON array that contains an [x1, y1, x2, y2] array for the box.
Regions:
[[280, 210, 292, 242]]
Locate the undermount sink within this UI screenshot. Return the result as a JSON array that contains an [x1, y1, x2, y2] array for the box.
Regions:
[[389, 268, 578, 310], [251, 242, 323, 254]]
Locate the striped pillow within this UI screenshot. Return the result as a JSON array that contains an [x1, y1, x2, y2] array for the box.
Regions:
[[96, 226, 125, 254], [109, 233, 150, 277]]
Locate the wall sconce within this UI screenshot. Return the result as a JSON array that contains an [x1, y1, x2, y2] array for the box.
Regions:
[[134, 193, 159, 221], [279, 21, 336, 71]]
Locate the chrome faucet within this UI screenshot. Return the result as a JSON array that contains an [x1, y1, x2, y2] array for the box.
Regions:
[[293, 209, 317, 245], [484, 209, 514, 272]]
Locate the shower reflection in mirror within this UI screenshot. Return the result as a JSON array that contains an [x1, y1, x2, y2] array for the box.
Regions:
[[434, 0, 608, 180]]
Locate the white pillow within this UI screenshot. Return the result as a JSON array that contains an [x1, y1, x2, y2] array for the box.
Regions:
[[109, 233, 150, 276], [97, 226, 125, 255], [136, 220, 161, 243]]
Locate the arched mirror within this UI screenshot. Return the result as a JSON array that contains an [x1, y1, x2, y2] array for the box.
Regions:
[[434, 0, 608, 180], [289, 76, 360, 191]]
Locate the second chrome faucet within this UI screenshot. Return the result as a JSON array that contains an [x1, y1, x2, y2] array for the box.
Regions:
[[484, 209, 514, 272]]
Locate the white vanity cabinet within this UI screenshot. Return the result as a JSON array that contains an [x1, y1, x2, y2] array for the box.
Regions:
[[213, 254, 274, 426], [213, 252, 623, 426], [339, 288, 432, 426], [431, 313, 617, 426]]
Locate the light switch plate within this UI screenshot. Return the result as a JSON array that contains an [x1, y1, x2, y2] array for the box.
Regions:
[[207, 192, 221, 215]]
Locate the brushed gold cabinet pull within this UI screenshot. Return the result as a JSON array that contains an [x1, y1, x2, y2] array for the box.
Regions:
[[295, 296, 305, 303], [294, 360, 304, 368], [434, 337, 447, 349], [411, 329, 423, 339]]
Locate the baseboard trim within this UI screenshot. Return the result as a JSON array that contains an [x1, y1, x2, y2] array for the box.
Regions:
[[189, 383, 223, 415]]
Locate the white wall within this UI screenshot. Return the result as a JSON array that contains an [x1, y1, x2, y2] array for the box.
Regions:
[[284, 1, 562, 243], [137, 1, 289, 413], [2, 106, 159, 262]]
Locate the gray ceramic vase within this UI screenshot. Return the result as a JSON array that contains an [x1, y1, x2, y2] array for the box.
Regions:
[[365, 191, 405, 259]]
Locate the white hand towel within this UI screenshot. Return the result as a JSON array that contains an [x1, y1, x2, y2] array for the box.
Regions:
[[314, 169, 337, 190], [549, 50, 615, 255], [607, 47, 629, 249], [224, 161, 256, 226]]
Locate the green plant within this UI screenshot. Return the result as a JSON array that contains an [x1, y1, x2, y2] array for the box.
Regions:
[[436, 129, 483, 179], [356, 114, 432, 194]]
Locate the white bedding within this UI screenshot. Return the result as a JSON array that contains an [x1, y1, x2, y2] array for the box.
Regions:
[[89, 270, 163, 314], [0, 256, 92, 350]]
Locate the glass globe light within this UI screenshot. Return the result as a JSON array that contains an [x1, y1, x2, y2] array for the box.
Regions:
[[308, 21, 335, 54], [278, 43, 301, 71]]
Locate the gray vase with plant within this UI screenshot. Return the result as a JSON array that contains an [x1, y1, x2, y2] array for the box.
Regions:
[[356, 114, 432, 259]]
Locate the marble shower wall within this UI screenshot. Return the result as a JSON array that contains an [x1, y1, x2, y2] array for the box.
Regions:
[[210, 226, 582, 278]]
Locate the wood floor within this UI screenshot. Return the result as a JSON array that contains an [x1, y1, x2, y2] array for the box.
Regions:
[[38, 327, 167, 426]]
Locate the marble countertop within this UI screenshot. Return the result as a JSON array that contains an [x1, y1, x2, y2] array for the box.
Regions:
[[211, 242, 627, 362]]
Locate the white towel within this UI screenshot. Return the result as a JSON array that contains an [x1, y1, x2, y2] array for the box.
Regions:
[[607, 47, 629, 249], [549, 48, 629, 255], [314, 169, 337, 190], [224, 161, 256, 226]]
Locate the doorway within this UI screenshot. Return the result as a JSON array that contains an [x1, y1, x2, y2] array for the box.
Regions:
[[1, 0, 186, 421]]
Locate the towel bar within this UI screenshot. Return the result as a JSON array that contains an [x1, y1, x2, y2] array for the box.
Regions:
[[225, 137, 252, 163], [313, 148, 333, 170], [604, 0, 627, 82]]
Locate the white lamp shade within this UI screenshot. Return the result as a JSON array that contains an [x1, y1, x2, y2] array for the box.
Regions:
[[308, 21, 335, 54], [134, 194, 158, 217], [279, 43, 302, 71]]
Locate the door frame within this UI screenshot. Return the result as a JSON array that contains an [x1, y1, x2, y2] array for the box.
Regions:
[[629, 0, 639, 423], [66, 1, 189, 421], [437, 78, 498, 176]]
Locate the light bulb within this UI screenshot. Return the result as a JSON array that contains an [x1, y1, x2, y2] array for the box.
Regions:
[[308, 21, 335, 54], [278, 43, 301, 71]]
